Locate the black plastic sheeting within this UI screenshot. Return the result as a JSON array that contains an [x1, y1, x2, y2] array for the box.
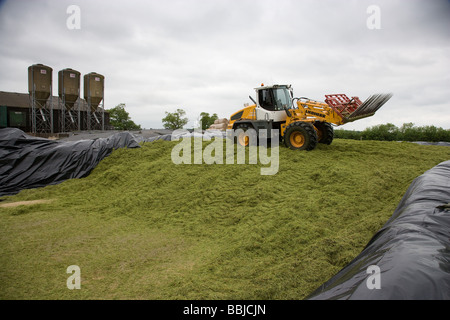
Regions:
[[307, 160, 450, 300], [0, 128, 140, 197], [412, 141, 450, 147]]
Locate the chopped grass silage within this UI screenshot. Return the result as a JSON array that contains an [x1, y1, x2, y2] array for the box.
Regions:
[[1, 138, 449, 299]]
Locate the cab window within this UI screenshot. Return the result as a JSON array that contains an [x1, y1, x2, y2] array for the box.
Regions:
[[258, 88, 291, 111]]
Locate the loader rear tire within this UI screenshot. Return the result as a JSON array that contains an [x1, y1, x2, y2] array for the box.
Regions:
[[283, 122, 318, 151], [235, 123, 257, 147], [315, 122, 334, 145]]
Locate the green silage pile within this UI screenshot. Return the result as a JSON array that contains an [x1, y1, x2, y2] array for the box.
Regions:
[[1, 138, 449, 299]]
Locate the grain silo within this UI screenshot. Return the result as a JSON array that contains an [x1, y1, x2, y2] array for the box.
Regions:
[[58, 68, 81, 132], [83, 72, 104, 130], [28, 64, 53, 133]]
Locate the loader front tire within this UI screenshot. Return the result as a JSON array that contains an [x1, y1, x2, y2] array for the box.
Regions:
[[315, 122, 334, 145], [283, 122, 318, 151]]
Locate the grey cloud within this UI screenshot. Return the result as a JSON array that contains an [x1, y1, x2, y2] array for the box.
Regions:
[[0, 0, 448, 130]]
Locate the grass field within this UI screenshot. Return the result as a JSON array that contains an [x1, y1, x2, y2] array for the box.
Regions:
[[1, 138, 449, 300]]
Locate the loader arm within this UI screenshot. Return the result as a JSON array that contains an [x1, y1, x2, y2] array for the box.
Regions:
[[293, 93, 393, 126], [293, 98, 345, 126]]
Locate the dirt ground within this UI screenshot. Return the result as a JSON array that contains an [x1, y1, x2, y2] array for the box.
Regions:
[[0, 199, 54, 208]]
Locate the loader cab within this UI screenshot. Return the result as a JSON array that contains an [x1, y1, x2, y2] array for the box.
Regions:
[[254, 84, 292, 122]]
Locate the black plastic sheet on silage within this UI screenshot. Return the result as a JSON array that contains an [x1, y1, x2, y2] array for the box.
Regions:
[[307, 160, 450, 300], [0, 128, 140, 197]]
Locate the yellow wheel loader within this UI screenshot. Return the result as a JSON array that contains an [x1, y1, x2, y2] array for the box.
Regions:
[[227, 84, 392, 150]]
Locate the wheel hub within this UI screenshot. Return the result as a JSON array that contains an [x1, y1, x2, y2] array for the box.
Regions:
[[238, 132, 249, 146], [290, 132, 305, 148]]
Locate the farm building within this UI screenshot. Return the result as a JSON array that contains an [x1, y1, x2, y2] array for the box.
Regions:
[[0, 91, 110, 133], [0, 64, 110, 135]]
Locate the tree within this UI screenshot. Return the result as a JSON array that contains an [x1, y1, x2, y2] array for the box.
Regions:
[[199, 112, 218, 130], [335, 122, 450, 142], [362, 123, 398, 141], [399, 122, 417, 141], [107, 103, 141, 130], [162, 108, 189, 130]]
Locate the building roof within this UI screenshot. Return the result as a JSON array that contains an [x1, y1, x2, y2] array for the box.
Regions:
[[0, 91, 102, 111], [0, 91, 29, 108]]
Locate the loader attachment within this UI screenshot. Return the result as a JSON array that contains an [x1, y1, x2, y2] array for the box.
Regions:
[[325, 93, 392, 124]]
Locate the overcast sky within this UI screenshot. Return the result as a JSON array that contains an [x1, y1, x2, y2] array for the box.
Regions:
[[0, 0, 449, 130]]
